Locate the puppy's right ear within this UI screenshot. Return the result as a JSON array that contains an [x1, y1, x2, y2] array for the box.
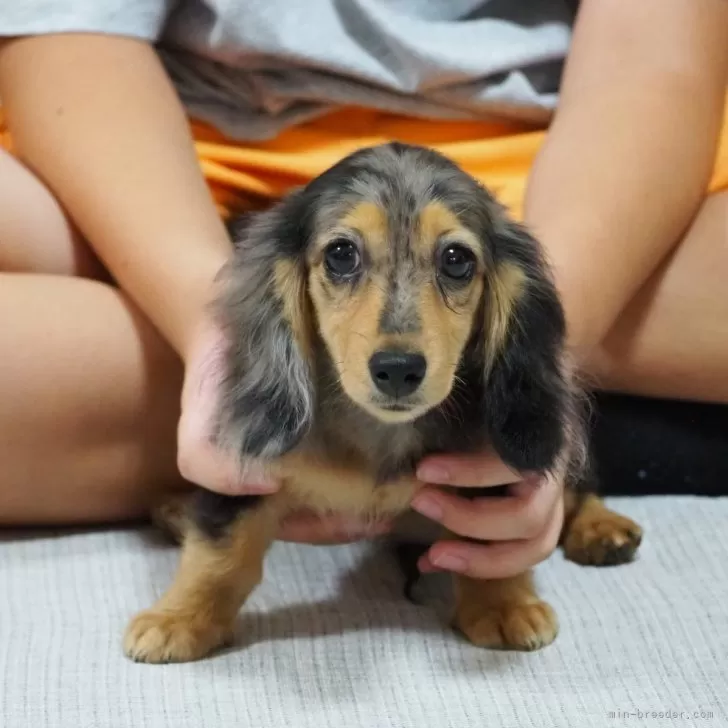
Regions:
[[212, 190, 316, 460]]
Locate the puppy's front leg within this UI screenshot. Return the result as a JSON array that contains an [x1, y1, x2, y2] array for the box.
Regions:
[[124, 493, 281, 663], [453, 571, 558, 651]]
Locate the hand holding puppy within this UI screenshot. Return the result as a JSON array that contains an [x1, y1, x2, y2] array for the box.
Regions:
[[412, 454, 564, 579]]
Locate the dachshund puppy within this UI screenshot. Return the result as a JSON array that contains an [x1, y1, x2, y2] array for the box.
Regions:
[[124, 143, 642, 663]]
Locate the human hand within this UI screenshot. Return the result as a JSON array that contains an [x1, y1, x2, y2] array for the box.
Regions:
[[410, 452, 564, 579], [176, 318, 278, 496]]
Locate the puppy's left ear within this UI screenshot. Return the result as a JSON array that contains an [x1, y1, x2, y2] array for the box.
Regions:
[[212, 189, 316, 460], [480, 217, 573, 475]]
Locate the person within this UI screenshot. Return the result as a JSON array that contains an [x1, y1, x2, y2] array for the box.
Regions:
[[0, 1, 726, 583]]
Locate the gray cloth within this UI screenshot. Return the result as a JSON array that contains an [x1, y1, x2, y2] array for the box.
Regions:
[[0, 1, 576, 140], [1, 496, 726, 727]]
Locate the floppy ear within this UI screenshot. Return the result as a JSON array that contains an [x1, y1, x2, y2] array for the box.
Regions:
[[212, 190, 316, 460], [480, 217, 572, 475]]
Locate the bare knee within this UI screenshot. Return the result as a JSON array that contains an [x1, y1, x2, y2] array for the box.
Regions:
[[0, 148, 106, 278]]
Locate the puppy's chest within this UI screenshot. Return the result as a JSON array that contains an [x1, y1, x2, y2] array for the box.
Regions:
[[276, 405, 489, 518], [277, 424, 424, 518]]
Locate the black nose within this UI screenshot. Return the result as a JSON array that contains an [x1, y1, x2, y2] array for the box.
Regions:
[[369, 351, 427, 398]]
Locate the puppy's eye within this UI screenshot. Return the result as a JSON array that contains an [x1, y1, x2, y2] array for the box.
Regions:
[[324, 239, 361, 279], [439, 244, 476, 281]]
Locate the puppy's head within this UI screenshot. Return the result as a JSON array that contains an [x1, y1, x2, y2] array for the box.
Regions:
[[215, 143, 572, 474]]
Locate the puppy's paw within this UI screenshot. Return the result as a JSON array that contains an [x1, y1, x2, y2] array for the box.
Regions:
[[455, 600, 558, 652], [124, 609, 233, 663], [563, 510, 643, 566]]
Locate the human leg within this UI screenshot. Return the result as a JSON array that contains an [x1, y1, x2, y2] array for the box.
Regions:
[[0, 149, 185, 525], [587, 191, 728, 404]]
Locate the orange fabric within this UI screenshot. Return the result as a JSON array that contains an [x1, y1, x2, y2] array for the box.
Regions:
[[2, 100, 728, 221], [188, 100, 728, 221]]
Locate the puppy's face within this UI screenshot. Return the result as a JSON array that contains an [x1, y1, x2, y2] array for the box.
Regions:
[[307, 199, 484, 422], [219, 143, 570, 475], [303, 147, 522, 423]]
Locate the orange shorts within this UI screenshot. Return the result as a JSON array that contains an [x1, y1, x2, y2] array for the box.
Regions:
[[3, 102, 728, 221]]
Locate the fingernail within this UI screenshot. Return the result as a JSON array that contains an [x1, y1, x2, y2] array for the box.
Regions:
[[417, 555, 437, 573], [431, 552, 468, 573], [411, 494, 444, 522], [238, 482, 279, 494], [416, 464, 451, 483]]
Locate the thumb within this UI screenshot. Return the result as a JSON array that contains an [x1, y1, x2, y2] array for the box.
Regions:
[[177, 321, 280, 495], [417, 450, 521, 487]]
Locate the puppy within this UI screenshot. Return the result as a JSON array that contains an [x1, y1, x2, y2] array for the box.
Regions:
[[124, 142, 642, 663]]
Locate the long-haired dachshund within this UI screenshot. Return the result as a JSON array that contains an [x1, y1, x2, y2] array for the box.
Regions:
[[124, 143, 642, 663]]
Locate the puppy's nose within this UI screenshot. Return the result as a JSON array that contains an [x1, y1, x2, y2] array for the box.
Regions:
[[369, 351, 427, 397]]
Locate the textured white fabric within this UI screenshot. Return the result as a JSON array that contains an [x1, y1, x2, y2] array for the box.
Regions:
[[1, 496, 726, 728]]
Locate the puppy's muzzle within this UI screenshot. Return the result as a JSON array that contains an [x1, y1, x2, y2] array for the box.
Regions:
[[368, 351, 427, 399]]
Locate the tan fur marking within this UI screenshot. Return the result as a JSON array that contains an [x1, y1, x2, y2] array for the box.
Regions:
[[453, 571, 558, 651], [417, 201, 480, 258], [124, 500, 282, 663], [275, 450, 421, 519], [562, 494, 643, 566], [308, 266, 388, 413], [274, 258, 313, 360], [340, 200, 389, 257], [414, 281, 483, 408], [150, 494, 190, 544], [484, 262, 526, 371]]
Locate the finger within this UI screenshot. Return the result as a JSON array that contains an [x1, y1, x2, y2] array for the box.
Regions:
[[410, 474, 560, 541], [416, 450, 521, 487], [422, 496, 564, 580], [417, 551, 439, 573], [279, 512, 393, 544]]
